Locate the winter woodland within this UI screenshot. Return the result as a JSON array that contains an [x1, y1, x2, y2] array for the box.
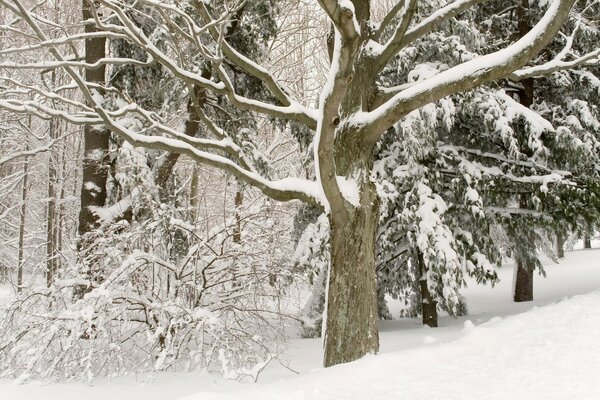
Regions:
[[0, 0, 599, 392]]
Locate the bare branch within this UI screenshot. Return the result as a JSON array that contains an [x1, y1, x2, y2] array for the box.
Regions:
[[372, 0, 417, 72], [373, 0, 408, 41]]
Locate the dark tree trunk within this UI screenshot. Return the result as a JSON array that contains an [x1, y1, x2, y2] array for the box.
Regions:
[[155, 84, 204, 200], [233, 181, 243, 243], [514, 195, 535, 302], [78, 0, 110, 236], [513, 1, 535, 303], [514, 260, 534, 302], [584, 232, 592, 249], [418, 251, 438, 327], [556, 231, 565, 259], [324, 181, 380, 367]]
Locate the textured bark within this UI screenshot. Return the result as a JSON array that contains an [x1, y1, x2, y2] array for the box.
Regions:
[[77, 0, 110, 236], [324, 182, 380, 367], [418, 251, 438, 327]]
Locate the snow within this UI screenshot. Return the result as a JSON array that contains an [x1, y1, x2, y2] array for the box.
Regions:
[[336, 176, 360, 207], [2, 248, 600, 399]]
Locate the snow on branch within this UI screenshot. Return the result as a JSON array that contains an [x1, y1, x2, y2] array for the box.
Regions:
[[511, 19, 600, 80], [316, 0, 361, 40], [4, 0, 326, 210], [357, 0, 577, 143], [95, 0, 317, 129], [372, 0, 417, 70], [373, 0, 490, 71]]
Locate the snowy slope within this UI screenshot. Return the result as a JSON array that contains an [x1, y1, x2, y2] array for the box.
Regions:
[[184, 289, 600, 400], [2, 248, 600, 400]]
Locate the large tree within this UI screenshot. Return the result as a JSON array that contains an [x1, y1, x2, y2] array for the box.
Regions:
[[1, 0, 595, 367]]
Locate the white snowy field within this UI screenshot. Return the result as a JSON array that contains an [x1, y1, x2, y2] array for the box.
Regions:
[[2, 248, 600, 400]]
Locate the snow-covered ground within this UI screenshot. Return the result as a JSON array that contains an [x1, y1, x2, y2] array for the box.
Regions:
[[2, 248, 600, 400]]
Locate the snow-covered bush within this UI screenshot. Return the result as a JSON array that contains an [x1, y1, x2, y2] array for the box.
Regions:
[[0, 181, 294, 382]]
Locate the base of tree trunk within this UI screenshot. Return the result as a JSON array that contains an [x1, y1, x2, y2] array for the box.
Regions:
[[323, 203, 379, 367], [584, 233, 592, 249], [514, 262, 533, 302], [418, 253, 438, 327]]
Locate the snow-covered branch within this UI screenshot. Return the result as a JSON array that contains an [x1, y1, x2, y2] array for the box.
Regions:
[[372, 0, 417, 71], [358, 0, 577, 143], [373, 0, 489, 72], [316, 0, 361, 41], [5, 0, 325, 209]]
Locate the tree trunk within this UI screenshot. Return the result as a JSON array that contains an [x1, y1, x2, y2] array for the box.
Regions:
[[233, 180, 243, 243], [189, 165, 200, 223], [78, 0, 110, 236], [514, 196, 534, 302], [323, 183, 379, 367], [418, 251, 438, 327], [583, 232, 592, 249], [17, 151, 29, 293], [514, 260, 534, 302], [46, 115, 59, 287], [513, 1, 535, 303], [556, 230, 565, 259]]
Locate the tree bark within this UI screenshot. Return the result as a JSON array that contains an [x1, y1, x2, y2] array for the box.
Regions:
[[324, 180, 380, 367], [17, 151, 29, 293], [514, 195, 535, 302], [417, 251, 438, 327], [46, 113, 59, 287], [513, 0, 535, 303], [78, 0, 110, 236], [233, 180, 243, 243], [514, 260, 534, 302], [556, 230, 565, 259], [583, 232, 592, 249]]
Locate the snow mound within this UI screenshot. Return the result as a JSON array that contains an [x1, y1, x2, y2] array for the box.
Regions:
[[183, 290, 600, 400]]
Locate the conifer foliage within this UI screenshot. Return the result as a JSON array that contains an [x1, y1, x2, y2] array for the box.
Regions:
[[0, 0, 598, 377]]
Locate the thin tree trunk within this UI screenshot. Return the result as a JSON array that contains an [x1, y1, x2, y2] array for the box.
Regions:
[[233, 180, 243, 243], [418, 251, 438, 327], [556, 230, 565, 259], [324, 183, 379, 367], [584, 232, 592, 249], [189, 165, 200, 223], [16, 152, 29, 293], [46, 116, 58, 287]]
